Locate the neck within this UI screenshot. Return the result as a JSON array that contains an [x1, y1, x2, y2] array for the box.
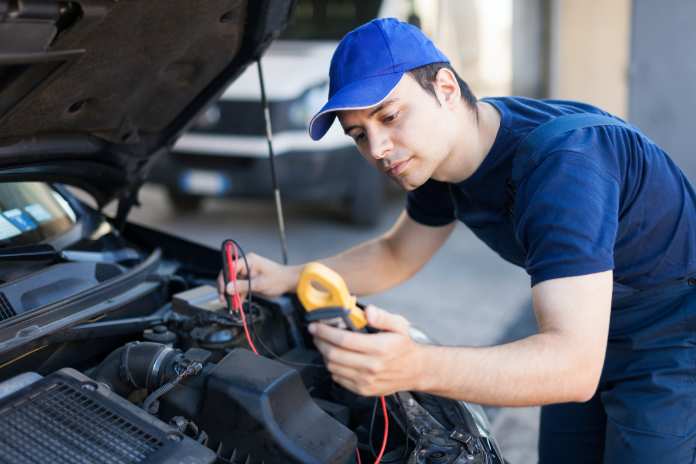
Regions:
[[433, 100, 500, 183]]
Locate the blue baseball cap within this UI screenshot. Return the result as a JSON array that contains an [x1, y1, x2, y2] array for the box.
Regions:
[[308, 18, 449, 141]]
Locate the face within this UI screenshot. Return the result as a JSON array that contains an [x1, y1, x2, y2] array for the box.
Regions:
[[337, 72, 465, 191]]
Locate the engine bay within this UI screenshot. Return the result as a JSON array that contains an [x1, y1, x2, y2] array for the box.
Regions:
[[0, 214, 503, 464]]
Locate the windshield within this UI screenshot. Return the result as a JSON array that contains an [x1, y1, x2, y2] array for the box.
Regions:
[[281, 0, 383, 40], [0, 183, 77, 248]]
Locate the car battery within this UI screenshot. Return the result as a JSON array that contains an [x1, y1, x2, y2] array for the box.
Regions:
[[171, 285, 227, 318]]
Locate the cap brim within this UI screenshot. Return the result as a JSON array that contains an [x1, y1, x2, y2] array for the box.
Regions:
[[308, 72, 405, 141]]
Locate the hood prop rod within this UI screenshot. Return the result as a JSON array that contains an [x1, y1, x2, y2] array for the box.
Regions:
[[257, 57, 289, 265]]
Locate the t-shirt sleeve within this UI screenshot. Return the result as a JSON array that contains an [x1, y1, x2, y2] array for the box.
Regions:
[[405, 179, 456, 226], [514, 151, 620, 286]]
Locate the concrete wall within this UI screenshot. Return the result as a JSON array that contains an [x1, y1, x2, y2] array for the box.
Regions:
[[512, 0, 549, 98], [629, 0, 696, 181], [417, 0, 512, 97], [548, 0, 631, 118]]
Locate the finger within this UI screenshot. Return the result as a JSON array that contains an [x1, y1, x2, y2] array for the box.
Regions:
[[331, 374, 360, 394], [313, 339, 375, 370], [226, 279, 251, 296], [308, 323, 378, 353], [239, 253, 265, 279], [233, 256, 249, 278], [225, 253, 253, 279], [365, 305, 410, 335], [217, 272, 226, 302], [324, 361, 361, 379], [332, 374, 378, 397]]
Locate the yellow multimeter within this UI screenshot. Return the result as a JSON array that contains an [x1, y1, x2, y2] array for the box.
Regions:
[[296, 262, 368, 331]]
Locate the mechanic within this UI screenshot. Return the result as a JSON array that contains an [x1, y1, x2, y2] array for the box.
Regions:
[[218, 18, 696, 463]]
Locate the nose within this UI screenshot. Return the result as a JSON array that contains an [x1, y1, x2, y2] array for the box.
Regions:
[[367, 129, 392, 161]]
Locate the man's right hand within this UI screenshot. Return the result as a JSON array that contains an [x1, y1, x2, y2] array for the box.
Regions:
[[217, 252, 300, 303]]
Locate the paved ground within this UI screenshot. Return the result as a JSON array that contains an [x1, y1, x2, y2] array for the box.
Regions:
[[127, 185, 540, 463]]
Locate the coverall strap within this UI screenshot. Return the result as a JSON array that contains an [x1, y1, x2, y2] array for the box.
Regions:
[[512, 113, 631, 183]]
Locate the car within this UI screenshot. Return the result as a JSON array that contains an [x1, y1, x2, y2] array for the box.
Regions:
[[148, 0, 412, 226], [0, 1, 504, 463]]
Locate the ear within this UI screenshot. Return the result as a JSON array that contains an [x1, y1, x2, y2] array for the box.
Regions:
[[433, 68, 462, 109]]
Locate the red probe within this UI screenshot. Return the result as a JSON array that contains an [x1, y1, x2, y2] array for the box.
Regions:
[[223, 241, 258, 355]]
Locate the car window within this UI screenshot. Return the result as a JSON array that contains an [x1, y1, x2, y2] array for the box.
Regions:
[[0, 182, 77, 247], [281, 0, 382, 40]]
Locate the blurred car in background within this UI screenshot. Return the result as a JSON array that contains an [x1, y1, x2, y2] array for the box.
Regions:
[[149, 0, 414, 226]]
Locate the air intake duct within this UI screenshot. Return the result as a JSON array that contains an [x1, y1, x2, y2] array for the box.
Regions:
[[195, 349, 357, 464]]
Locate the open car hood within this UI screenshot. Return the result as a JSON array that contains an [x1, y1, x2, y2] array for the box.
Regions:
[[0, 0, 295, 207]]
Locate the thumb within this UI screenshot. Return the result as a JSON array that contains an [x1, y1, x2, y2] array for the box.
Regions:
[[365, 305, 410, 335]]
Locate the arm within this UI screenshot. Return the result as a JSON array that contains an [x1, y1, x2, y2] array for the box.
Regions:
[[319, 211, 455, 296], [310, 270, 612, 406], [220, 210, 454, 299], [416, 271, 612, 405]]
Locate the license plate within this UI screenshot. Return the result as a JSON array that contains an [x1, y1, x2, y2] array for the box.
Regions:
[[179, 170, 230, 195]]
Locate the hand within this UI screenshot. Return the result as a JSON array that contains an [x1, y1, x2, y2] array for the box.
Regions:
[[217, 252, 299, 302], [309, 305, 424, 397]]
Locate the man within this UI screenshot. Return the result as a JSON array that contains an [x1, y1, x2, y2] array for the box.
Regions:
[[218, 18, 696, 463]]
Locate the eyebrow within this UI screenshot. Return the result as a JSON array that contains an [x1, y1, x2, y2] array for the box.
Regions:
[[343, 98, 400, 135]]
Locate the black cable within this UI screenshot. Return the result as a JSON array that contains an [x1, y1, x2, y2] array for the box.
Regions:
[[365, 395, 409, 463], [367, 395, 409, 463], [142, 361, 203, 413], [224, 239, 324, 369], [368, 396, 379, 458], [392, 395, 412, 462]]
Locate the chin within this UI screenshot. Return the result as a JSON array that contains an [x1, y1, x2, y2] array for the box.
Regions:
[[396, 172, 428, 191], [397, 181, 417, 192]]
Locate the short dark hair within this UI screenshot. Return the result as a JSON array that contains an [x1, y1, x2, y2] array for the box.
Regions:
[[408, 62, 478, 111]]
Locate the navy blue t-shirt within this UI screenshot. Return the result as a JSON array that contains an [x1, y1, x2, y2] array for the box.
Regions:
[[406, 97, 696, 288]]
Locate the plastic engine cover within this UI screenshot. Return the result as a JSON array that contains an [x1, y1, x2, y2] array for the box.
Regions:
[[198, 348, 357, 464]]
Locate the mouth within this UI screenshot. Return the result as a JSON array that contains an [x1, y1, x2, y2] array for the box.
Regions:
[[386, 157, 413, 177]]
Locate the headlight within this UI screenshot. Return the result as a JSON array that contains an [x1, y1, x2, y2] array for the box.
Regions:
[[409, 326, 497, 439], [288, 82, 329, 130]]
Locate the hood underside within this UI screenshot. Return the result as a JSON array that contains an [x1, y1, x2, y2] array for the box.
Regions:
[[0, 0, 295, 206]]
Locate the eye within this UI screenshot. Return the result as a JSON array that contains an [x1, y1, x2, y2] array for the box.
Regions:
[[383, 111, 399, 123], [352, 132, 366, 143]]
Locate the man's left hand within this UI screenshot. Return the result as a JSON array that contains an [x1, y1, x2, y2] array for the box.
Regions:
[[308, 305, 424, 396]]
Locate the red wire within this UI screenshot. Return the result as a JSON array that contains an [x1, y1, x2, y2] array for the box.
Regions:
[[225, 242, 258, 355], [355, 448, 362, 464], [231, 244, 243, 311], [225, 243, 242, 312], [373, 396, 389, 464]]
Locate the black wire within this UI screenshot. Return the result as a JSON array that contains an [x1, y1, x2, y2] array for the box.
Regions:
[[368, 396, 379, 458], [223, 239, 324, 369], [142, 362, 202, 413], [360, 394, 414, 463], [392, 395, 412, 462]]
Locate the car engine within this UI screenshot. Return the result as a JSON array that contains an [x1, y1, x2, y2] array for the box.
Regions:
[[0, 218, 504, 464]]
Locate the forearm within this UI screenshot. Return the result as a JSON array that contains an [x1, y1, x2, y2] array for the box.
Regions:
[[282, 212, 452, 296], [318, 236, 411, 296], [414, 332, 601, 406], [281, 235, 415, 297]]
